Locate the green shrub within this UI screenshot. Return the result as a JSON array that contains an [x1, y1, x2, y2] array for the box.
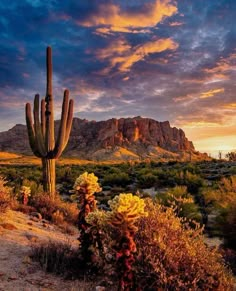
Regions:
[[156, 186, 202, 223], [220, 202, 236, 250], [137, 173, 159, 188], [103, 172, 131, 187]]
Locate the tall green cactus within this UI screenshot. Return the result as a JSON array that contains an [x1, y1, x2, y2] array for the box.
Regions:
[[25, 47, 74, 198]]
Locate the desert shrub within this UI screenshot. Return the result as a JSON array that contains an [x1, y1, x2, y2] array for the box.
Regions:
[[31, 241, 82, 277], [13, 204, 36, 214], [220, 202, 236, 250], [85, 196, 233, 290], [102, 172, 131, 187], [0, 176, 13, 213], [30, 192, 78, 225], [156, 186, 202, 223], [201, 176, 236, 209], [226, 151, 236, 161], [220, 248, 236, 275], [200, 176, 236, 235], [137, 173, 159, 188], [177, 170, 205, 194], [134, 199, 234, 290]]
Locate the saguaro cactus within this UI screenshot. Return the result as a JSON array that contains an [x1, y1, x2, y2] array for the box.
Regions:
[[25, 47, 73, 198]]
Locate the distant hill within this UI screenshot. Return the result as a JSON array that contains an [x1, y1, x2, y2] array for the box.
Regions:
[[0, 117, 208, 161]]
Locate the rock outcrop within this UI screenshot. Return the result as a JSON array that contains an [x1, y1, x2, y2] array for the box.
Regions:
[[0, 116, 201, 160]]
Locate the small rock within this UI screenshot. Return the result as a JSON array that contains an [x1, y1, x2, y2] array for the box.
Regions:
[[96, 286, 106, 291], [42, 219, 49, 224], [29, 212, 42, 221], [27, 222, 33, 226], [42, 222, 48, 228], [42, 282, 54, 288], [27, 266, 37, 274], [0, 223, 17, 230], [22, 256, 32, 264], [25, 234, 39, 243], [30, 217, 39, 222], [8, 275, 18, 280]]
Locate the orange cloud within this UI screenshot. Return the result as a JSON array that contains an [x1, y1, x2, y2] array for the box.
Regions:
[[96, 38, 178, 72], [77, 0, 177, 33], [96, 39, 131, 59], [180, 121, 220, 128], [200, 88, 224, 99], [223, 103, 236, 109]]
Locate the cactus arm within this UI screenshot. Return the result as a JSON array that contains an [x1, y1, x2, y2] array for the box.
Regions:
[[33, 94, 46, 157], [45, 46, 55, 155], [25, 103, 41, 157], [52, 90, 69, 159], [46, 47, 52, 96], [62, 98, 74, 151], [41, 99, 46, 138]]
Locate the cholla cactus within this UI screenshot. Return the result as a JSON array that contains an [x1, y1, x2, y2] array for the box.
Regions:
[[73, 172, 102, 222], [73, 172, 102, 263], [86, 209, 107, 227], [107, 193, 147, 290], [108, 193, 147, 231], [20, 186, 31, 205], [73, 172, 101, 202]]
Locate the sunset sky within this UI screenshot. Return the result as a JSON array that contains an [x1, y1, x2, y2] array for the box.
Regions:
[[0, 0, 236, 156]]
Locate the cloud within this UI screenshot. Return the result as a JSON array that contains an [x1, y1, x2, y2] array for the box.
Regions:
[[96, 38, 178, 72], [223, 103, 236, 109], [203, 52, 236, 81], [76, 0, 177, 33], [169, 21, 184, 26], [94, 27, 151, 36], [200, 88, 225, 99]]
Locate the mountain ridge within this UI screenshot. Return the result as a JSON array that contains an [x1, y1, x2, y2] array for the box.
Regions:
[[0, 117, 207, 161]]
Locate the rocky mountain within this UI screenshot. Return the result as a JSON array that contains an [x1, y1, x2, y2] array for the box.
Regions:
[[0, 117, 206, 161]]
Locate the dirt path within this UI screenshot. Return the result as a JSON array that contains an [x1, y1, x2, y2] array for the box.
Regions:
[[0, 210, 99, 291]]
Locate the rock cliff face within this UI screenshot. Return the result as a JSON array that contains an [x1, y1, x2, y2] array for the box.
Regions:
[[0, 117, 196, 160]]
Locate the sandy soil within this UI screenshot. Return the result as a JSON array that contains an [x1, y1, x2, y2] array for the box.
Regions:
[[0, 210, 100, 291]]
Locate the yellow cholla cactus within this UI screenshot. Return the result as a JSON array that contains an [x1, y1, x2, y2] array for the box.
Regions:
[[73, 172, 102, 198], [86, 209, 107, 227], [108, 193, 148, 231], [20, 186, 31, 197]]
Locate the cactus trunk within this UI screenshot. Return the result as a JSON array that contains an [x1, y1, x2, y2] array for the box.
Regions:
[[25, 47, 73, 198], [42, 158, 56, 198]]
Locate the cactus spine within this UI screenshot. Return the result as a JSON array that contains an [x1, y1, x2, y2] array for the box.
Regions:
[[25, 47, 73, 198]]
